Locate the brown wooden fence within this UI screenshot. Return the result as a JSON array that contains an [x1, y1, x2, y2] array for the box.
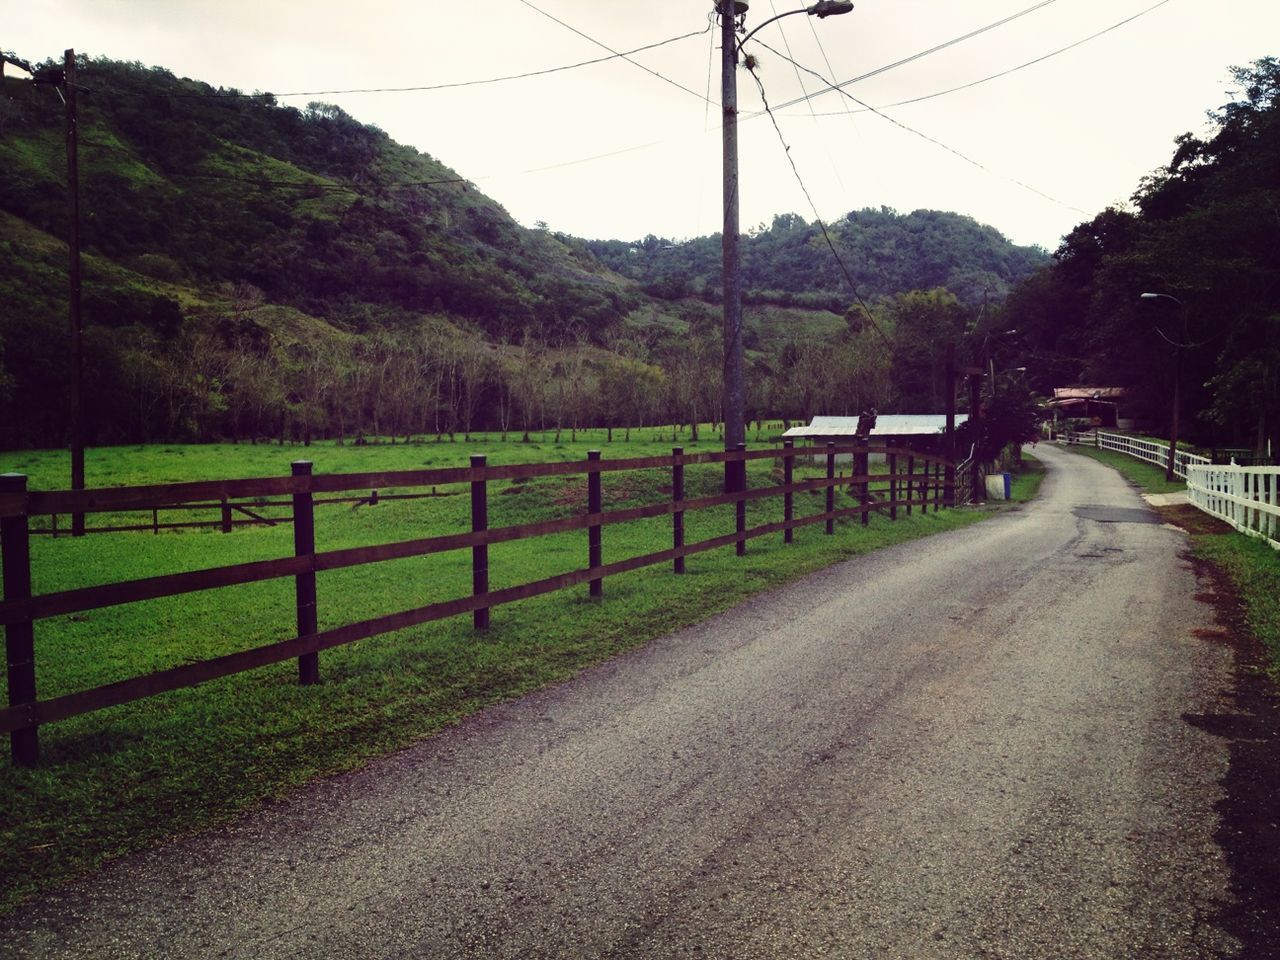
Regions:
[[0, 441, 957, 766], [31, 487, 458, 536]]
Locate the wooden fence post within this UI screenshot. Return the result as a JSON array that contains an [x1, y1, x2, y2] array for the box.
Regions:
[[735, 442, 747, 556], [2, 473, 38, 767], [471, 454, 489, 631], [920, 459, 930, 515], [588, 450, 603, 597], [826, 442, 836, 535], [889, 452, 898, 521], [783, 438, 794, 544], [291, 461, 319, 686], [220, 497, 232, 534], [935, 460, 944, 510], [859, 439, 870, 527], [672, 447, 685, 574], [906, 456, 915, 516]]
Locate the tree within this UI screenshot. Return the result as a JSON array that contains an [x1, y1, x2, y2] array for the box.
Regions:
[[885, 289, 969, 413]]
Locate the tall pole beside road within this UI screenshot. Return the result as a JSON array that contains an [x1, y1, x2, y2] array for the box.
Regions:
[[65, 49, 85, 535], [717, 1, 854, 493], [719, 1, 746, 493], [1140, 292, 1188, 482]]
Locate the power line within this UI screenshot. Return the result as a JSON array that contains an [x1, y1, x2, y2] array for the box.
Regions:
[[516, 0, 714, 105], [765, 0, 1059, 113], [704, 9, 718, 131], [755, 40, 1088, 215], [799, 0, 1176, 117], [151, 28, 709, 100], [745, 65, 893, 348]]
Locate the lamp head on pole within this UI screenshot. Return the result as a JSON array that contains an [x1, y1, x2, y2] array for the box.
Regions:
[[809, 0, 854, 15]]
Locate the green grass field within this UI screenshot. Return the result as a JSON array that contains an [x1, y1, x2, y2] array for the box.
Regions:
[[0, 434, 1036, 912]]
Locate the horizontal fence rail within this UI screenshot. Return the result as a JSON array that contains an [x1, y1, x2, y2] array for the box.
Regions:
[[1091, 431, 1209, 480], [1063, 430, 1277, 544], [29, 488, 459, 537], [0, 442, 959, 765], [1186, 464, 1280, 550]]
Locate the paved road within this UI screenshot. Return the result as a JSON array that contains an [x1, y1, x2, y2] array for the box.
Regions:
[[2, 445, 1243, 958]]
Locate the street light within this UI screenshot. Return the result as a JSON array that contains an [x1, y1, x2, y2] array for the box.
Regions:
[[1139, 291, 1187, 481], [716, 0, 854, 492]]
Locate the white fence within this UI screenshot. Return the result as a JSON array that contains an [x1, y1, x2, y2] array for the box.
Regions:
[[1062, 430, 1279, 550], [1186, 465, 1280, 550], [1091, 431, 1209, 480], [953, 444, 976, 507]]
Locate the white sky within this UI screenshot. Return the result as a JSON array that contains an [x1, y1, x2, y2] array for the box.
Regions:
[[7, 0, 1278, 251]]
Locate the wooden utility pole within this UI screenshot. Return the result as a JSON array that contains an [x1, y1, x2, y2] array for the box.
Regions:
[[945, 344, 956, 505], [968, 372, 983, 502], [720, 2, 746, 494], [64, 49, 85, 536]]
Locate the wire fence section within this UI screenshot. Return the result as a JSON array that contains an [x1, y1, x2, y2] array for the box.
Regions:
[[1186, 464, 1280, 550], [0, 441, 960, 766]]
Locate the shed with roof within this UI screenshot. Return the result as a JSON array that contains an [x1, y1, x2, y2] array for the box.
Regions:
[[782, 414, 967, 462]]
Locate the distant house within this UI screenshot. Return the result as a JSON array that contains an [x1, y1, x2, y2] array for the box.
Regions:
[[1046, 387, 1130, 430], [782, 414, 968, 462]]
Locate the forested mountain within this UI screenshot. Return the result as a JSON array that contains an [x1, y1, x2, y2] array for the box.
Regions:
[[0, 54, 1046, 450], [586, 208, 1047, 311], [1001, 58, 1279, 454]]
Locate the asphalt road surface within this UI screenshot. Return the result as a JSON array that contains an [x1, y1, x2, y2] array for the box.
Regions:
[[2, 444, 1246, 958]]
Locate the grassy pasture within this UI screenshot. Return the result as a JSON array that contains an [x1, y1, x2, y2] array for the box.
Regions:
[[0, 434, 1030, 911]]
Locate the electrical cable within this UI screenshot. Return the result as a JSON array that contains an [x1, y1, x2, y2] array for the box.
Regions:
[[705, 9, 718, 131], [154, 27, 710, 100], [745, 64, 893, 348], [799, 0, 1176, 117], [515, 0, 714, 105], [767, 0, 1059, 113], [765, 0, 847, 193], [753, 40, 1088, 214]]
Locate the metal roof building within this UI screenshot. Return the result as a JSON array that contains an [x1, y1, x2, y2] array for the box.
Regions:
[[782, 414, 969, 439]]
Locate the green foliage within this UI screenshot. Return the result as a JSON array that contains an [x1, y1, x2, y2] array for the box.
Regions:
[[884, 288, 968, 413], [1194, 534, 1280, 677], [585, 207, 1048, 313], [1, 54, 1052, 449], [1004, 58, 1280, 454]]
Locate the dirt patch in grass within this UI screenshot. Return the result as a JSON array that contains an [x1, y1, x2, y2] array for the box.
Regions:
[[550, 475, 647, 507], [1183, 548, 1280, 956], [1156, 503, 1237, 536]]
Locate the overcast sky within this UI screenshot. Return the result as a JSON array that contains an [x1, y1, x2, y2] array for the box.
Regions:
[[7, 0, 1278, 250]]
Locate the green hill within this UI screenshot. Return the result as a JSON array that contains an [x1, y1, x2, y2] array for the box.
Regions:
[[0, 54, 1045, 449]]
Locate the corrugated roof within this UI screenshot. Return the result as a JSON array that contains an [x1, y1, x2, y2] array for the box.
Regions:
[[782, 414, 969, 438], [1052, 386, 1127, 400]]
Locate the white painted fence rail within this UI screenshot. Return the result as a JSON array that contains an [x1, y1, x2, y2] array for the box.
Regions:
[[1186, 464, 1280, 550], [1092, 431, 1209, 480]]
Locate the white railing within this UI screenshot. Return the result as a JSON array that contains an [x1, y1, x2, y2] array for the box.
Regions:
[[953, 444, 976, 507], [1093, 431, 1209, 480], [1186, 464, 1280, 550]]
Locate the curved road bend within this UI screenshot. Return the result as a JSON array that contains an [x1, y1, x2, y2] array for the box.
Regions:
[[2, 444, 1242, 959]]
